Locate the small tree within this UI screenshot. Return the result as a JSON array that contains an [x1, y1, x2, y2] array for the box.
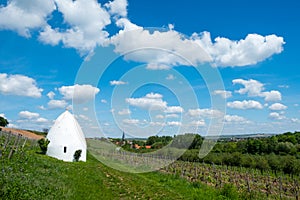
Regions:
[[42, 128, 49, 135], [38, 138, 50, 154], [0, 116, 9, 127], [73, 150, 82, 162]]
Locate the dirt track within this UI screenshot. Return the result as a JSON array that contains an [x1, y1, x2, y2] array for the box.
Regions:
[[1, 127, 44, 140]]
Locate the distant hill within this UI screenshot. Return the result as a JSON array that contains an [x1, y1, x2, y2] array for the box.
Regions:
[[216, 133, 275, 139], [0, 127, 44, 140], [105, 133, 275, 141]]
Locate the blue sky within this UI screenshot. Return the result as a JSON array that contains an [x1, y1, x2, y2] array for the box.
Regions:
[[0, 0, 299, 138]]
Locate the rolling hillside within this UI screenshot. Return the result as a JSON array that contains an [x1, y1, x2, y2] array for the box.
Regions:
[[0, 145, 243, 200], [2, 133, 294, 199], [0, 127, 44, 140]]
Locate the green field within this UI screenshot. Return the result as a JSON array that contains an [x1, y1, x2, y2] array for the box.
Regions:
[[0, 144, 252, 200], [2, 133, 298, 200]]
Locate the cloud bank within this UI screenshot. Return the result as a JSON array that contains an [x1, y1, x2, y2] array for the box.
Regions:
[[0, 0, 285, 67]]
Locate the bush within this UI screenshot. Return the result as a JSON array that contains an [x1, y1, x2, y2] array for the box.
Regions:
[[255, 156, 270, 174], [38, 138, 50, 155], [73, 150, 82, 162], [282, 156, 300, 175]]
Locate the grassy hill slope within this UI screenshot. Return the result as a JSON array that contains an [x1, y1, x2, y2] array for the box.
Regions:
[[0, 146, 241, 199], [0, 147, 244, 200]]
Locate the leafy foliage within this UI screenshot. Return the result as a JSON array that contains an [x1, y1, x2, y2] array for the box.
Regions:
[[73, 149, 82, 162], [0, 116, 9, 127], [146, 135, 173, 147], [37, 138, 50, 154], [176, 131, 300, 176]]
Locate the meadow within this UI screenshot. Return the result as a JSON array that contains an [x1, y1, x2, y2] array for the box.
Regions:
[[0, 132, 242, 200], [1, 131, 299, 199]]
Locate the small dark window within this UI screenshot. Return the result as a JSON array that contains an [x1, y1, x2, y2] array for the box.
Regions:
[[64, 146, 67, 153]]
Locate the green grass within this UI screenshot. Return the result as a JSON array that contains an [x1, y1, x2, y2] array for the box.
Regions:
[[0, 145, 252, 200], [1, 135, 290, 200]]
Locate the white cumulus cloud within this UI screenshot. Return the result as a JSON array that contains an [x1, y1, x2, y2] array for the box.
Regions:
[[262, 91, 282, 102], [233, 79, 281, 102], [213, 90, 232, 99], [0, 1, 285, 66], [126, 92, 184, 114], [19, 111, 39, 119], [17, 111, 49, 128], [47, 91, 55, 99], [58, 84, 100, 104], [188, 108, 223, 118], [233, 79, 265, 96], [269, 112, 286, 120], [167, 121, 182, 126], [47, 99, 68, 109], [145, 93, 163, 99], [126, 94, 167, 110], [269, 103, 287, 111], [195, 32, 284, 67], [38, 25, 62, 46], [105, 0, 128, 17], [227, 100, 263, 110], [165, 106, 184, 113], [39, 0, 111, 55], [0, 73, 43, 98], [224, 115, 249, 123], [111, 22, 284, 68], [0, 0, 56, 37], [166, 114, 179, 118], [111, 26, 212, 68], [36, 117, 48, 123]]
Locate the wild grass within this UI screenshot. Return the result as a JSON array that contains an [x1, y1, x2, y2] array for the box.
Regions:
[[0, 144, 258, 200], [2, 134, 294, 200]]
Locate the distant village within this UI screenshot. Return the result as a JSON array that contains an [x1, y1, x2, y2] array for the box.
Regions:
[[110, 132, 152, 150]]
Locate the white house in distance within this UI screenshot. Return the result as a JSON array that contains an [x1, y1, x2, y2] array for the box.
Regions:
[[46, 110, 87, 162]]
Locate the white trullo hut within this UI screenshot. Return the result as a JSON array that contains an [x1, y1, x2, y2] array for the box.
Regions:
[[46, 110, 87, 162]]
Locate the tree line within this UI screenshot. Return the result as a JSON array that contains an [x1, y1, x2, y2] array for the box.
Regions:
[[126, 131, 300, 176], [176, 132, 300, 176]]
